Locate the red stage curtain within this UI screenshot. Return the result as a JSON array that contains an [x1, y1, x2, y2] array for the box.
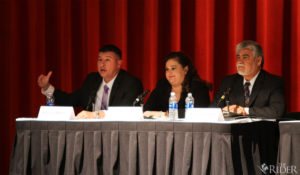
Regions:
[[1, 0, 300, 173]]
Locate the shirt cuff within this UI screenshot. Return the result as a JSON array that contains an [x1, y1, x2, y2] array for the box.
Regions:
[[244, 107, 249, 115], [41, 84, 55, 96]]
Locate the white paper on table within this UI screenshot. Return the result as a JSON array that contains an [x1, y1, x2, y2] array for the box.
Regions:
[[184, 108, 224, 122], [105, 106, 143, 121], [37, 106, 75, 121]]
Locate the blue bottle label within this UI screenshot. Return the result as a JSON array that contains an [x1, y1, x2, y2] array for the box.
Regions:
[[185, 103, 194, 109], [46, 102, 54, 106], [169, 103, 178, 109]]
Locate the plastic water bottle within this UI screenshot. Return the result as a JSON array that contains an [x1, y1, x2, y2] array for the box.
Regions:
[[185, 93, 194, 109], [169, 92, 178, 120], [46, 92, 55, 106], [185, 93, 194, 117]]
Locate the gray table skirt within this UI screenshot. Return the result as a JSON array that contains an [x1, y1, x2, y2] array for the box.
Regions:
[[9, 121, 279, 175], [277, 122, 300, 174]]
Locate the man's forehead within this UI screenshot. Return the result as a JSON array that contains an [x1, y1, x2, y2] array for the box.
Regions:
[[98, 51, 120, 59], [237, 48, 253, 55], [98, 55, 112, 58]]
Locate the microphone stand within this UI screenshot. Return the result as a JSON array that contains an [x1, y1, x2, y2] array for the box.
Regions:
[[217, 88, 231, 107], [223, 100, 230, 117], [133, 90, 150, 106]]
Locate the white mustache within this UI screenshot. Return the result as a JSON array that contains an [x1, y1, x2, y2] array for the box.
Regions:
[[236, 63, 245, 68]]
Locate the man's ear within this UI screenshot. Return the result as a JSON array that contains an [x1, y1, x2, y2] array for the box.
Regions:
[[117, 59, 122, 68], [257, 56, 262, 67]]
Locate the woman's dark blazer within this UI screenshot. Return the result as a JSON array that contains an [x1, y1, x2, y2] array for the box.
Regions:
[[144, 78, 210, 118]]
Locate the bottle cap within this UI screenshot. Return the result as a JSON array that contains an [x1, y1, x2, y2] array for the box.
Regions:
[[171, 92, 175, 96], [188, 92, 192, 97]]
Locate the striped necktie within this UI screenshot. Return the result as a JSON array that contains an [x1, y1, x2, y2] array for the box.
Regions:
[[244, 82, 251, 106]]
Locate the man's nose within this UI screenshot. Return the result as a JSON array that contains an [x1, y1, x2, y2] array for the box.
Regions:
[[99, 61, 105, 66], [237, 59, 243, 64]]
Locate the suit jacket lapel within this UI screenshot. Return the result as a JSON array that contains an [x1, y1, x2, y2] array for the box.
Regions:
[[233, 75, 245, 106], [87, 74, 102, 106], [94, 75, 102, 91], [109, 70, 122, 105], [248, 71, 264, 106]]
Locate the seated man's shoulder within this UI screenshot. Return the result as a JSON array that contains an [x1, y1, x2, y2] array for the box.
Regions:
[[87, 72, 101, 78], [220, 73, 241, 84], [261, 70, 284, 84], [84, 72, 101, 82], [118, 69, 142, 83]]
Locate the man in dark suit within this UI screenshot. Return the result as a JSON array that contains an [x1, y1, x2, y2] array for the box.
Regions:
[[38, 44, 143, 115], [211, 40, 285, 119]]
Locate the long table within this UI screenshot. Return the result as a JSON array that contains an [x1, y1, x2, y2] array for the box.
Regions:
[[9, 120, 279, 175]]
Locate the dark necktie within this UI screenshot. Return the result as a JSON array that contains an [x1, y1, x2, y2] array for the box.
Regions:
[[101, 85, 109, 110], [244, 82, 251, 106]]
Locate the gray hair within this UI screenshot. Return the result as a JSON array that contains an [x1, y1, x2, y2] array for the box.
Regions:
[[236, 40, 264, 68]]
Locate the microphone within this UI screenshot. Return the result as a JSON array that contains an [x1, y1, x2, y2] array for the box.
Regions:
[[133, 89, 150, 106], [216, 88, 231, 107], [85, 90, 97, 111]]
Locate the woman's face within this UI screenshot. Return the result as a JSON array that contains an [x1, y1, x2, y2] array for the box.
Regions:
[[165, 58, 188, 87]]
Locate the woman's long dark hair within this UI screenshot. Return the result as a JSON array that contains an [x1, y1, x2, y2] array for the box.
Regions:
[[164, 52, 205, 93]]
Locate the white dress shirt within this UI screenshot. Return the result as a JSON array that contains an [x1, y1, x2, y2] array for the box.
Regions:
[[94, 75, 117, 111]]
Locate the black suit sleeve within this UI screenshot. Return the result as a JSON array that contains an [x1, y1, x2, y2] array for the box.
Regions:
[[249, 78, 286, 119], [53, 73, 98, 108], [54, 88, 84, 106]]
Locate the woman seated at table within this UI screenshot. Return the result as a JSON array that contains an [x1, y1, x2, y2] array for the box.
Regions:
[[144, 52, 210, 118]]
